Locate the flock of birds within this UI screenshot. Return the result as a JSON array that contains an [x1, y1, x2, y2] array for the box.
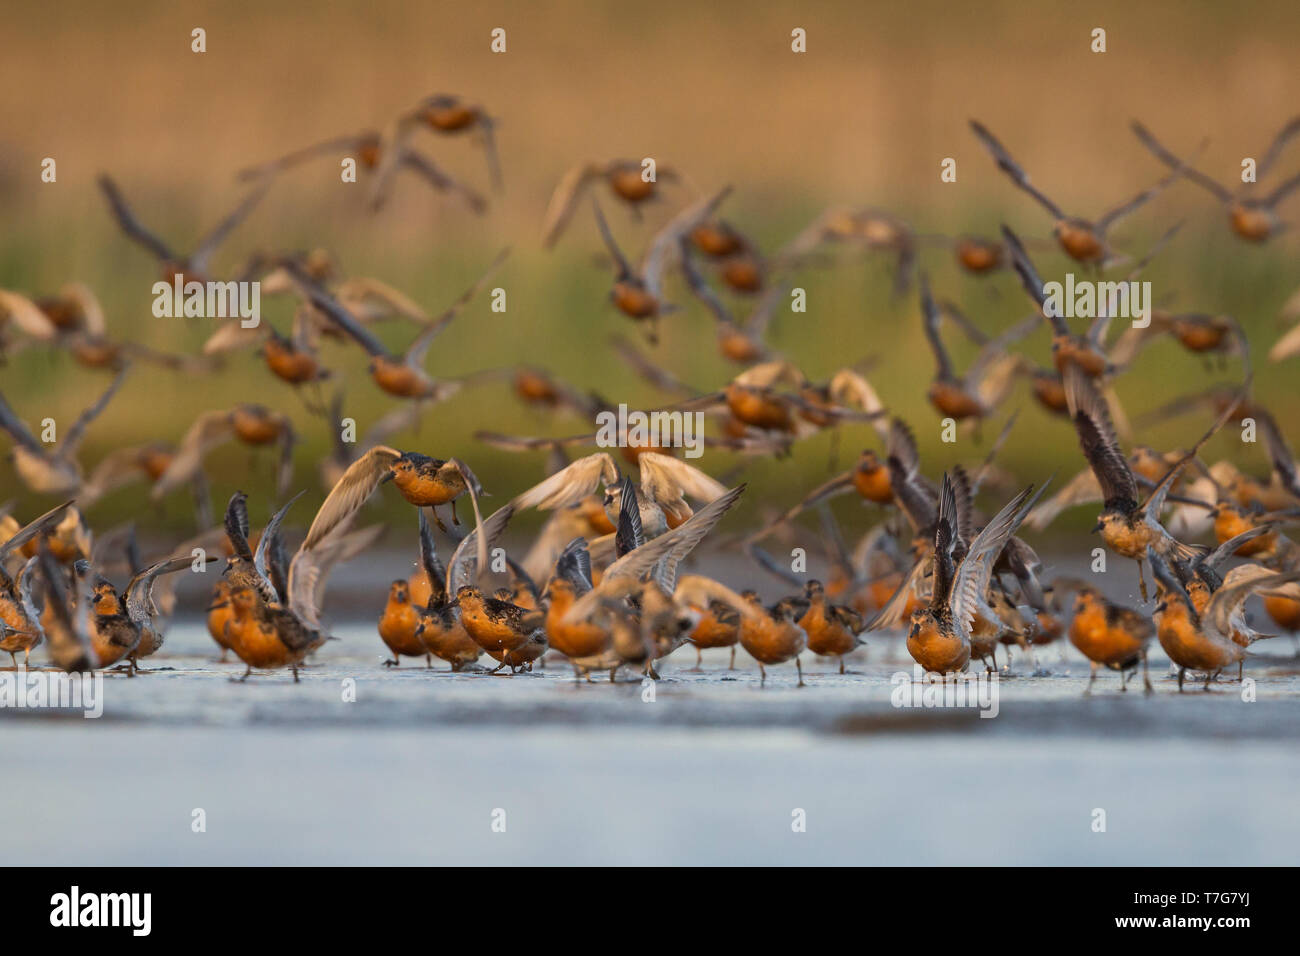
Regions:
[[4, 94, 1300, 694]]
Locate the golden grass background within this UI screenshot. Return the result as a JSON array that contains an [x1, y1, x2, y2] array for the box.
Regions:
[[2, 0, 1299, 535]]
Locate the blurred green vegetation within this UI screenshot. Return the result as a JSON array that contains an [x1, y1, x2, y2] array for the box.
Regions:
[[1, 0, 1298, 547]]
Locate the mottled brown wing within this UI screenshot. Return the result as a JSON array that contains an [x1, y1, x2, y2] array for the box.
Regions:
[[1063, 364, 1138, 512], [301, 446, 401, 551]]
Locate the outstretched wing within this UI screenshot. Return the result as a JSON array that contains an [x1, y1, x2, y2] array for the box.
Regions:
[[396, 151, 489, 214], [0, 389, 43, 453], [1256, 116, 1300, 182], [1063, 364, 1138, 513], [591, 198, 634, 280], [614, 476, 644, 558], [1096, 142, 1204, 232], [1024, 466, 1101, 531], [541, 162, 600, 248], [97, 175, 177, 263], [949, 482, 1046, 638], [191, 178, 273, 273], [0, 289, 58, 340], [865, 556, 931, 632], [1265, 170, 1300, 209], [287, 523, 386, 631], [1138, 379, 1250, 522], [0, 501, 74, 563], [446, 503, 516, 593], [511, 452, 619, 511], [301, 446, 402, 551], [403, 248, 510, 368], [564, 484, 746, 622], [152, 409, 236, 500], [969, 121, 1065, 219], [280, 260, 392, 358], [1129, 121, 1233, 203], [641, 187, 733, 297], [553, 536, 594, 596], [417, 508, 448, 605], [1000, 224, 1067, 336], [124, 555, 204, 629], [236, 131, 377, 181], [919, 273, 954, 381], [254, 491, 304, 602], [59, 367, 130, 459], [1208, 567, 1300, 638], [223, 491, 255, 562], [637, 452, 728, 523]]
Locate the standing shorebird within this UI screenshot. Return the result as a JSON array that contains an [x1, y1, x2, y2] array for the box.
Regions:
[[1069, 588, 1154, 694], [1149, 549, 1300, 691], [904, 474, 1044, 676]]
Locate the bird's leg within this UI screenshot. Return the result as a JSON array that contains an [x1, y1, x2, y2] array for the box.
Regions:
[[759, 662, 767, 684], [1085, 660, 1098, 695], [1177, 667, 1186, 692], [839, 656, 846, 675], [429, 506, 447, 533], [239, 665, 252, 682], [425, 654, 432, 669], [450, 498, 460, 526], [1143, 651, 1153, 695], [1203, 670, 1212, 692], [728, 646, 736, 670], [292, 665, 300, 683], [383, 657, 399, 668], [796, 657, 805, 688], [1137, 559, 1148, 603], [1120, 667, 1129, 692]]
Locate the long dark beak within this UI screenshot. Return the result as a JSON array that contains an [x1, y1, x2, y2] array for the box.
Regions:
[[1091, 520, 1103, 534], [380, 470, 396, 484], [207, 600, 230, 611]]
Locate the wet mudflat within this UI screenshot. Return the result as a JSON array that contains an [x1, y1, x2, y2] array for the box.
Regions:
[[3, 619, 1298, 865]]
